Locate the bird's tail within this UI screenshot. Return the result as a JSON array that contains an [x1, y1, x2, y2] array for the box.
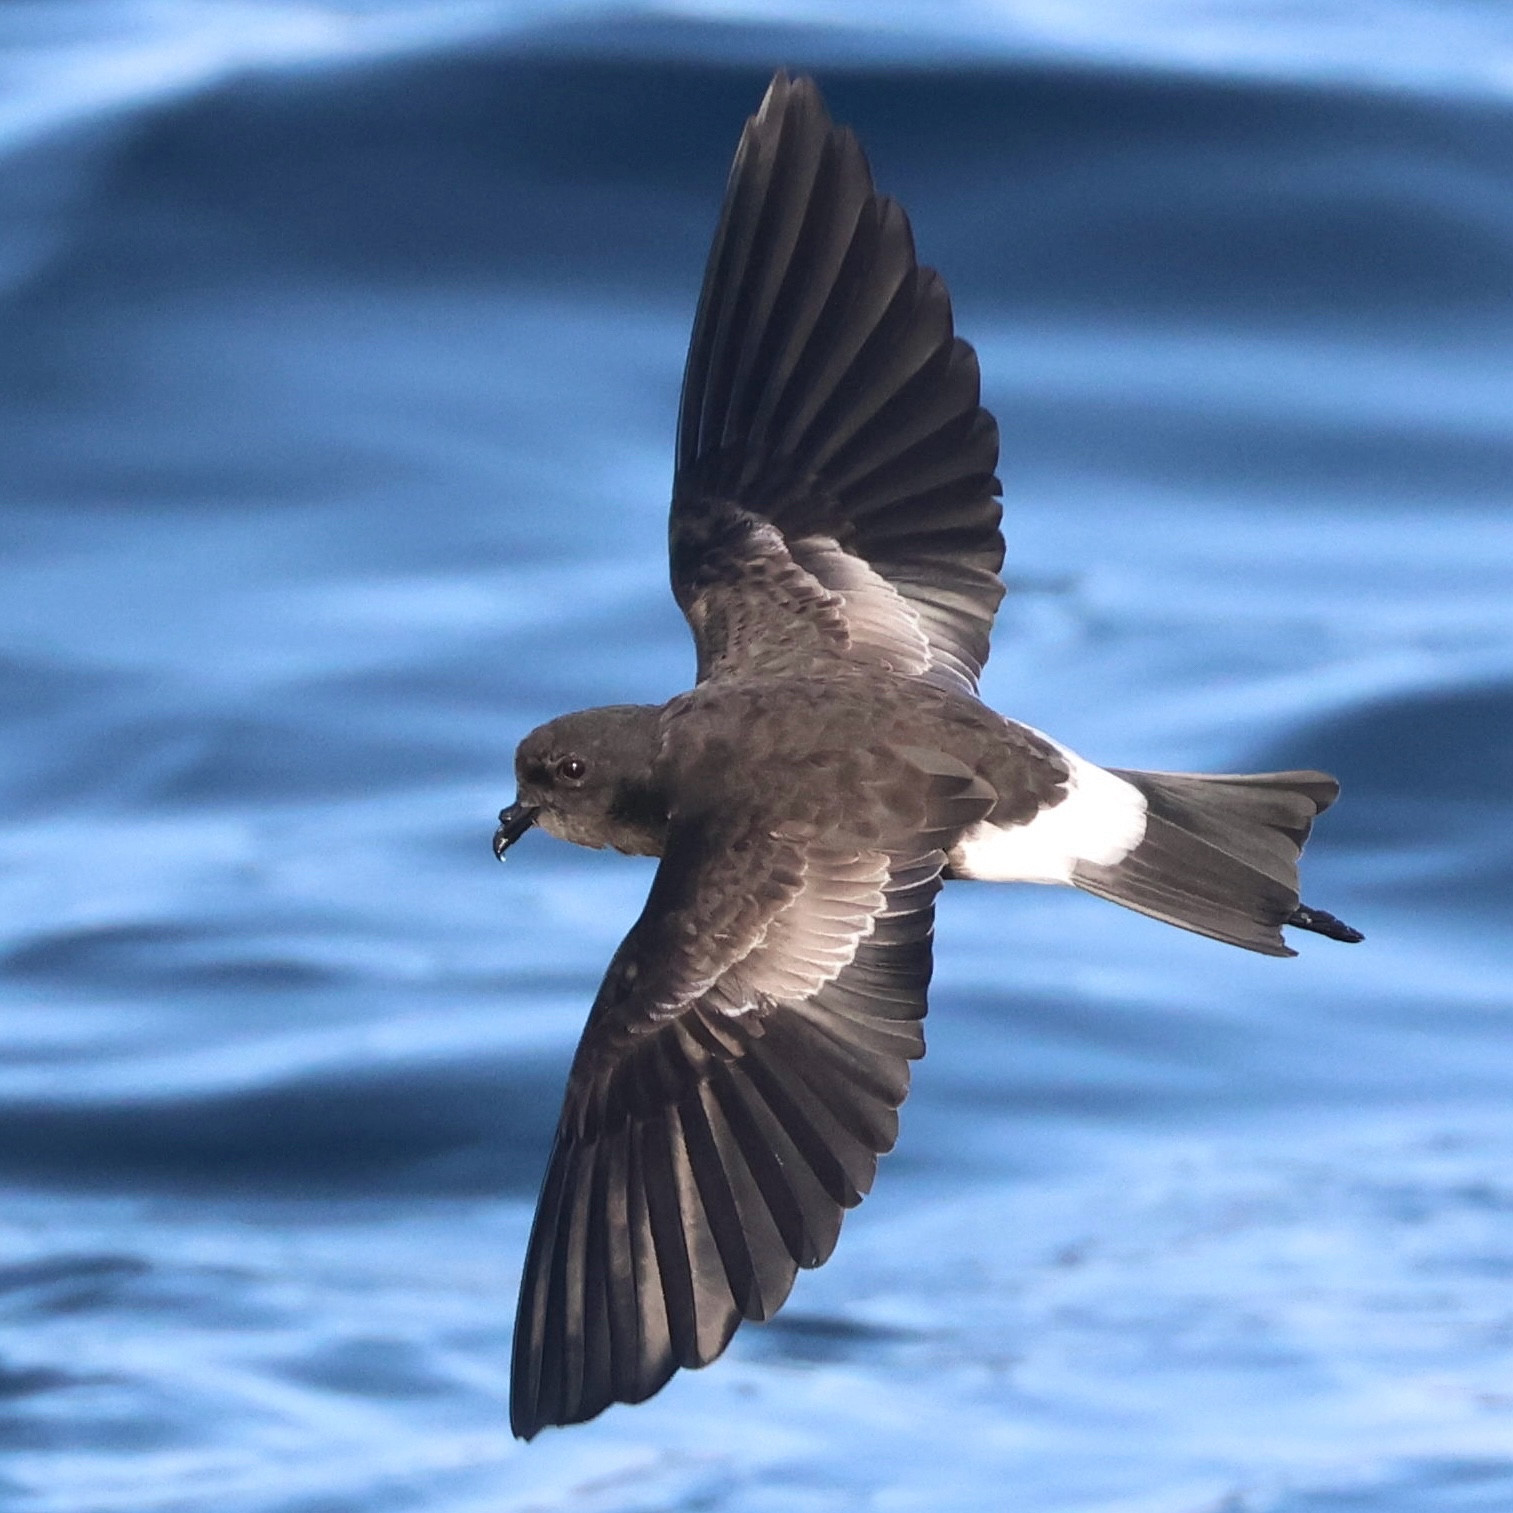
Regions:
[[1072, 769, 1360, 957]]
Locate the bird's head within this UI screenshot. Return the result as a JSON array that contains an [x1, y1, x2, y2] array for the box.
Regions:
[[495, 704, 668, 859]]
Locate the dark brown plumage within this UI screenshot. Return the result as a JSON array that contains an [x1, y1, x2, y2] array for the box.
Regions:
[[494, 73, 1360, 1440]]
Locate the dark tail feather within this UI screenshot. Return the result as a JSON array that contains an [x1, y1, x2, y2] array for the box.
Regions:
[[1072, 769, 1358, 957]]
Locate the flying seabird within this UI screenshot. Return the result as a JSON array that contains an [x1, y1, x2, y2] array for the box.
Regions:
[[493, 72, 1362, 1439]]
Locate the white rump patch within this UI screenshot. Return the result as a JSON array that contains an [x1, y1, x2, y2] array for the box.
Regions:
[[949, 743, 1147, 886]]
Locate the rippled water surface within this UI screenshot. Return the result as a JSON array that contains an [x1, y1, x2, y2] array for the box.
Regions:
[[3, 3, 1512, 1509]]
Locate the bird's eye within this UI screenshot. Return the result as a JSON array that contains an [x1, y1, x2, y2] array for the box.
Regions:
[[556, 756, 587, 783]]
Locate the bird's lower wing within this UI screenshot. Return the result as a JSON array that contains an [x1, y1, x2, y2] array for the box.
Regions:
[[509, 763, 993, 1438]]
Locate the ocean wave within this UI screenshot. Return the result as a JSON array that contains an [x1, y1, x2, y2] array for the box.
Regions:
[[5, 0, 1513, 171]]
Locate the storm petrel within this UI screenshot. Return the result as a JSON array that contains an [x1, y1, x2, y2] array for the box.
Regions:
[[494, 72, 1361, 1439]]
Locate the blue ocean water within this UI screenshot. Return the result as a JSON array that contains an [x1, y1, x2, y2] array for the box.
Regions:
[[2, 3, 1512, 1509]]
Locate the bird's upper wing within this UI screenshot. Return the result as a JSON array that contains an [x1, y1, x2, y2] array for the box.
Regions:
[[671, 73, 1005, 693], [509, 756, 995, 1439]]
